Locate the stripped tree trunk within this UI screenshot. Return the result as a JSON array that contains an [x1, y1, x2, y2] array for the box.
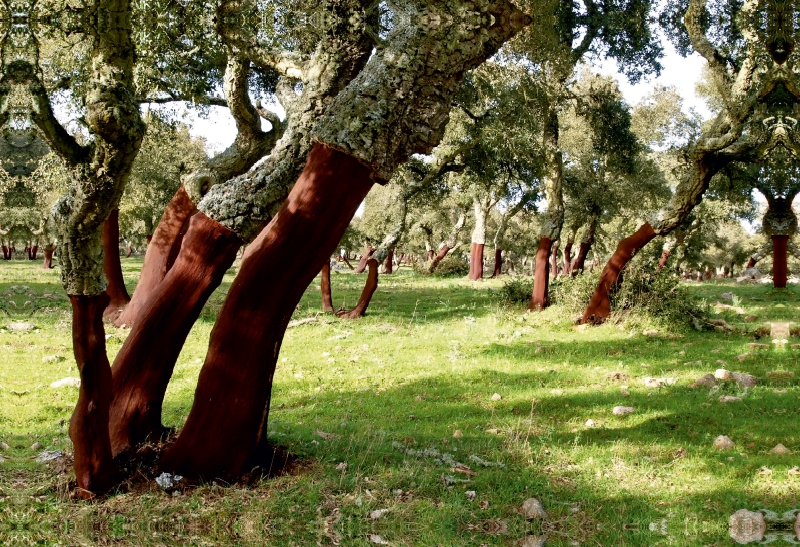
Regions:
[[528, 238, 552, 310], [571, 216, 597, 275], [469, 197, 489, 281], [321, 262, 335, 312], [383, 247, 394, 274], [355, 245, 376, 273], [550, 242, 560, 278], [492, 249, 503, 277], [42, 246, 55, 269], [338, 258, 379, 319], [102, 209, 131, 319], [430, 209, 466, 273], [772, 235, 788, 288]]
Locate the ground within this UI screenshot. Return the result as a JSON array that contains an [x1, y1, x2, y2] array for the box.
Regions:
[[1, 259, 798, 546]]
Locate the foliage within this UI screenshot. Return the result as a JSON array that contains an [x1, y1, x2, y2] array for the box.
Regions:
[[430, 254, 470, 277], [549, 270, 603, 314], [498, 276, 535, 305]]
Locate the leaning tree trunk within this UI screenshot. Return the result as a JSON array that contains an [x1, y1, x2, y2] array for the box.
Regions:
[[430, 210, 466, 273], [102, 209, 131, 319], [42, 245, 55, 269], [571, 218, 597, 275], [338, 258, 379, 319], [108, 214, 242, 455], [69, 294, 117, 498], [355, 246, 376, 273], [383, 247, 394, 274], [158, 144, 374, 479], [581, 224, 657, 324], [429, 245, 451, 273], [746, 244, 772, 268], [114, 187, 197, 328], [528, 238, 553, 310], [321, 262, 335, 312], [772, 234, 788, 288]]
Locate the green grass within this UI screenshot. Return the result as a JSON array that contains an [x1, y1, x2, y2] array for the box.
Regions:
[[2, 259, 800, 546]]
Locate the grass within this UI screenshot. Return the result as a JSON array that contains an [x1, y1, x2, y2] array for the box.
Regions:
[[1, 258, 800, 546]]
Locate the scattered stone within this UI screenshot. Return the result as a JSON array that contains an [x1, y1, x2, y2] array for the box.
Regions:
[[50, 377, 81, 389], [42, 355, 64, 363], [0, 455, 4, 463], [605, 372, 629, 382], [585, 419, 596, 427], [643, 377, 676, 388], [369, 509, 389, 520], [612, 406, 635, 416], [620, 386, 630, 397], [714, 435, 735, 450], [684, 360, 702, 366], [744, 315, 758, 323], [465, 490, 477, 501], [520, 536, 547, 547], [736, 353, 752, 362], [770, 444, 790, 455], [642, 329, 659, 336], [774, 389, 788, 394], [335, 462, 348, 471], [155, 472, 183, 489], [369, 534, 389, 545], [30, 442, 43, 451], [520, 498, 546, 519], [0, 442, 8, 451], [35, 450, 63, 462], [720, 292, 734, 301], [770, 322, 791, 340], [715, 369, 732, 382], [730, 509, 766, 544], [491, 393, 502, 401], [486, 428, 500, 435], [453, 430, 463, 438], [718, 396, 742, 403], [691, 374, 717, 388], [711, 349, 721, 354], [749, 343, 770, 350], [742, 267, 763, 279], [732, 373, 758, 388], [7, 322, 34, 332]]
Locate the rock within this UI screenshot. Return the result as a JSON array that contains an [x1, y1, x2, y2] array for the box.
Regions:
[[736, 353, 752, 362], [50, 377, 81, 389], [491, 393, 502, 401], [691, 374, 717, 388], [742, 267, 762, 279], [749, 343, 770, 350], [744, 315, 758, 323], [770, 322, 790, 340], [642, 329, 659, 336], [35, 450, 64, 462], [720, 292, 734, 301], [335, 462, 348, 471], [520, 498, 547, 519], [520, 536, 547, 547], [30, 442, 43, 451], [42, 355, 64, 363], [585, 419, 596, 427], [369, 534, 390, 545], [534, 345, 551, 354], [453, 430, 463, 438], [713, 435, 735, 450], [465, 490, 477, 501], [369, 509, 389, 520], [718, 396, 742, 403], [605, 372, 629, 382], [729, 509, 766, 544], [770, 444, 790, 455], [732, 372, 758, 388], [612, 406, 635, 416], [0, 442, 8, 451], [715, 369, 732, 382], [7, 322, 35, 332], [155, 472, 183, 489], [643, 377, 676, 388], [620, 386, 630, 397]]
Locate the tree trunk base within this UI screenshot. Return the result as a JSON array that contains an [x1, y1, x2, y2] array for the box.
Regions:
[[321, 262, 334, 312], [529, 238, 552, 310], [491, 248, 502, 278], [581, 223, 657, 324], [338, 258, 379, 318], [429, 246, 450, 273], [468, 243, 484, 281], [773, 235, 788, 289]]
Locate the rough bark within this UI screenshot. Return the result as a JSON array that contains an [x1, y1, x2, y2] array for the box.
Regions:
[[469, 243, 484, 281], [355, 247, 376, 273], [42, 247, 55, 269], [550, 242, 560, 278], [114, 186, 197, 328], [492, 248, 503, 277], [383, 247, 394, 274], [321, 262, 334, 312], [529, 237, 553, 310], [581, 223, 657, 324], [108, 214, 242, 455], [337, 258, 379, 319], [69, 293, 117, 498], [158, 144, 374, 479], [657, 249, 671, 272], [429, 246, 451, 273], [102, 209, 131, 319], [772, 235, 788, 288], [29, 245, 38, 260]]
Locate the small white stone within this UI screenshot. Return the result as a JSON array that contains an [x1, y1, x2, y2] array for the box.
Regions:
[[718, 396, 742, 403], [713, 435, 735, 450], [585, 419, 596, 427], [520, 498, 546, 519], [770, 444, 790, 455], [491, 393, 502, 401], [612, 406, 635, 416], [714, 369, 732, 381], [50, 377, 81, 389]]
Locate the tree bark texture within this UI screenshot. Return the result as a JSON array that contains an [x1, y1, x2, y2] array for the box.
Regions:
[[338, 258, 379, 319], [562, 241, 573, 276], [429, 246, 451, 273], [383, 247, 394, 274], [581, 223, 657, 324], [102, 209, 131, 319], [321, 262, 334, 312], [571, 242, 591, 274], [108, 214, 242, 455], [43, 247, 54, 269], [657, 249, 671, 272], [355, 247, 376, 273], [492, 248, 502, 277], [69, 293, 117, 498], [772, 234, 788, 289], [158, 144, 374, 479], [550, 243, 560, 278], [529, 237, 552, 310], [469, 243, 484, 281], [115, 186, 197, 328], [29, 245, 38, 260]]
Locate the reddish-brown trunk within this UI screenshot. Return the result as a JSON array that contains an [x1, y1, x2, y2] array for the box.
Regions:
[[772, 234, 788, 289], [506, 258, 514, 273], [383, 248, 394, 274], [562, 241, 573, 275], [529, 237, 553, 310], [468, 243, 484, 280], [355, 247, 376, 273], [550, 243, 560, 278], [581, 223, 657, 324], [338, 258, 379, 319], [158, 144, 374, 479], [396, 252, 404, 266], [341, 254, 354, 270], [102, 209, 131, 319], [429, 246, 450, 273], [146, 235, 153, 243], [108, 214, 241, 455], [427, 249, 435, 261], [2, 246, 8, 260], [657, 249, 671, 272], [571, 242, 591, 275], [746, 257, 757, 269], [69, 293, 117, 498], [42, 249, 54, 269], [29, 245, 38, 260], [492, 248, 502, 277], [126, 245, 133, 258], [321, 262, 334, 312]]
